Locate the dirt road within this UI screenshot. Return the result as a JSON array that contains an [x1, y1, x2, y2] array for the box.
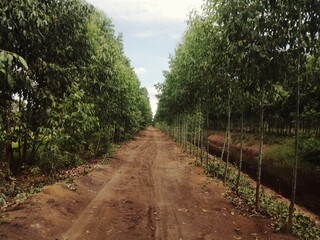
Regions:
[[0, 127, 295, 240]]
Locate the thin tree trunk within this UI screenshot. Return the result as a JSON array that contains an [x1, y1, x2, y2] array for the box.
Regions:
[[190, 119, 193, 154], [236, 89, 244, 192], [183, 116, 187, 150], [206, 109, 209, 167], [223, 94, 231, 184], [255, 86, 265, 210], [200, 121, 203, 165], [18, 91, 22, 164], [22, 95, 31, 163], [287, 8, 301, 232], [189, 118, 192, 154], [217, 126, 227, 178], [5, 142, 13, 175], [179, 115, 182, 145], [198, 115, 202, 164], [193, 118, 197, 156]]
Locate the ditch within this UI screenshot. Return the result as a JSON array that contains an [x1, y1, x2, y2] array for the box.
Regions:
[[207, 138, 320, 216]]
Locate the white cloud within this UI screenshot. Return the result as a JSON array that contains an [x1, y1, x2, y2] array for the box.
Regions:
[[131, 31, 159, 39], [168, 33, 181, 40], [147, 87, 159, 117], [147, 86, 158, 96], [86, 0, 203, 23], [134, 67, 147, 75]]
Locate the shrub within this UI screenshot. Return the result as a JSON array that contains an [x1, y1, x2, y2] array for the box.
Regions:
[[300, 136, 320, 165], [264, 139, 294, 166]]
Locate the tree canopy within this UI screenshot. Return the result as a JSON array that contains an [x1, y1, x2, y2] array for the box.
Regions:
[[0, 0, 152, 173]]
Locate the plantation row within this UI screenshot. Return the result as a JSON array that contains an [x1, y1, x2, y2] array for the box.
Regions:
[[155, 0, 320, 234], [0, 0, 152, 174]]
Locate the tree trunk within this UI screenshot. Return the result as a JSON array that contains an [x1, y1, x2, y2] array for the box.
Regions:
[[193, 118, 197, 156], [22, 94, 32, 164], [236, 89, 244, 192], [206, 109, 209, 168], [197, 115, 201, 164], [5, 142, 13, 175], [5, 108, 13, 175], [223, 93, 231, 185], [217, 126, 227, 178], [189, 118, 192, 154], [200, 121, 203, 165], [287, 8, 301, 232], [183, 116, 187, 150], [255, 86, 265, 211], [18, 91, 22, 165]]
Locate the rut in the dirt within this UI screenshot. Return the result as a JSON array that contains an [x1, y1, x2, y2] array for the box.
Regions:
[[0, 128, 295, 240]]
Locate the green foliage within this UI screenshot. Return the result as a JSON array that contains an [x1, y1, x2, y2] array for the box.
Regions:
[[265, 139, 295, 166], [264, 135, 320, 167], [0, 0, 152, 176], [300, 135, 320, 165]]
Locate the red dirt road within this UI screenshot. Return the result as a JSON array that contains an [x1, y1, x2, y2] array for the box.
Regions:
[[0, 127, 295, 240]]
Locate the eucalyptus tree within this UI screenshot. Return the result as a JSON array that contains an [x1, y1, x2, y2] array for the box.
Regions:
[[280, 0, 320, 232], [156, 1, 320, 236], [0, 0, 152, 173], [217, 0, 294, 209]]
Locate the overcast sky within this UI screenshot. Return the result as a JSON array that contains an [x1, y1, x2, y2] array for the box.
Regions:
[[86, 0, 203, 116]]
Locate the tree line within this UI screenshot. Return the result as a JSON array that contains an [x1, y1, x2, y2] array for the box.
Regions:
[[155, 0, 320, 233], [0, 0, 152, 175]]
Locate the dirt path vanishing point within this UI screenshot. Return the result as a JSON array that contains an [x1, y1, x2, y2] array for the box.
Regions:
[[0, 127, 296, 240]]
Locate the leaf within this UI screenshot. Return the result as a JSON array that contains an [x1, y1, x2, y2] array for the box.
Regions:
[[0, 49, 29, 70], [202, 208, 208, 212], [17, 55, 29, 70]]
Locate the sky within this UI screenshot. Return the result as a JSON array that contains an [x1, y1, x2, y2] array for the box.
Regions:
[[85, 0, 203, 116]]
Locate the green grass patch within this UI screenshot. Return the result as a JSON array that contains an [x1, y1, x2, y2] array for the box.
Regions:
[[264, 138, 294, 167]]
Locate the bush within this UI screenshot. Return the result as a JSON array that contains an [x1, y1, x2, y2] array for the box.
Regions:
[[37, 140, 83, 173], [264, 139, 294, 166], [300, 136, 320, 165]]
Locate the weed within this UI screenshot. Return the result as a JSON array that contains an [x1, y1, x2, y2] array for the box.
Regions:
[[64, 178, 77, 191]]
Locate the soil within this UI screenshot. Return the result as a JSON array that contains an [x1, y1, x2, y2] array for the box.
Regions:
[[0, 127, 296, 240]]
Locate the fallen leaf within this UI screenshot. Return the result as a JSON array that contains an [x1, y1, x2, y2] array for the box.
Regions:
[[202, 208, 208, 212]]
